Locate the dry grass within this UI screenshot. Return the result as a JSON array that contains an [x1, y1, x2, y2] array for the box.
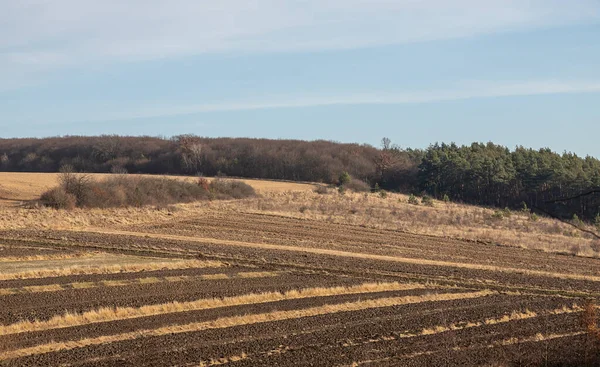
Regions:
[[1, 172, 597, 258], [198, 352, 249, 366], [0, 252, 93, 262], [493, 332, 585, 347], [0, 257, 223, 281], [0, 282, 429, 336], [417, 306, 580, 337], [0, 290, 493, 360], [230, 190, 600, 257]]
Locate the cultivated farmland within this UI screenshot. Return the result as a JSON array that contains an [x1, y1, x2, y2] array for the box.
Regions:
[[1, 174, 600, 366]]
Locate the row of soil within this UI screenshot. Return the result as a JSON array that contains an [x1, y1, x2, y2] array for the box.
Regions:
[[0, 244, 76, 258], [0, 272, 361, 324], [6, 294, 583, 367], [131, 211, 600, 277], [0, 288, 461, 350], [388, 334, 594, 367], [3, 230, 600, 296], [239, 313, 584, 367]]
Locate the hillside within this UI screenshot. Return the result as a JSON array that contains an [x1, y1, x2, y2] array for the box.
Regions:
[[1, 136, 599, 222]]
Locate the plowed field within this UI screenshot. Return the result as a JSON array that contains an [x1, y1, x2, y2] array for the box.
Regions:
[[2, 210, 600, 366]]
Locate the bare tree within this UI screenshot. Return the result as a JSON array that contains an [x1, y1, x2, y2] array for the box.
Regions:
[[178, 135, 204, 174]]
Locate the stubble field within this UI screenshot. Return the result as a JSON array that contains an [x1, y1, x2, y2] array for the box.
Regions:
[[1, 173, 600, 366]]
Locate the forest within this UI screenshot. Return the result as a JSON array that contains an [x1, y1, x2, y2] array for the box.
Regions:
[[1, 135, 599, 221]]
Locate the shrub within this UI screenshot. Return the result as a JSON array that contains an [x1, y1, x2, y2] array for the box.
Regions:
[[379, 190, 388, 199], [572, 214, 584, 227], [530, 213, 539, 222], [338, 186, 347, 195], [502, 207, 512, 218], [208, 178, 256, 199], [442, 194, 450, 203], [373, 183, 381, 192], [314, 185, 329, 195], [408, 194, 419, 205], [345, 179, 371, 192], [421, 196, 434, 207], [338, 171, 351, 186], [40, 188, 76, 210], [492, 210, 505, 220], [41, 175, 255, 209], [197, 177, 210, 191]]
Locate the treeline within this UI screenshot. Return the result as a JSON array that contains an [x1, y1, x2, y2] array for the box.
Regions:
[[0, 135, 422, 186], [1, 136, 599, 220], [419, 142, 600, 221]]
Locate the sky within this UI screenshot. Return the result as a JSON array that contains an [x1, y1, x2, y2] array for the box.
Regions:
[[1, 0, 599, 156]]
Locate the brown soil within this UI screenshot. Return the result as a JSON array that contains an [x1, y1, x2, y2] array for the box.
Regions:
[[1, 211, 599, 366]]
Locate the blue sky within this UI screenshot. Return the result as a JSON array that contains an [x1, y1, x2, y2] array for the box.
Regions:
[[1, 0, 599, 156]]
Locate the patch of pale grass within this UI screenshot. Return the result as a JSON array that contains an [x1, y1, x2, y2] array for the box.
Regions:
[[200, 273, 230, 280], [0, 252, 93, 262], [137, 277, 161, 284], [0, 290, 493, 360], [494, 332, 584, 347], [0, 282, 430, 336], [417, 305, 580, 337], [198, 352, 249, 366], [101, 280, 129, 287], [236, 271, 280, 278], [0, 259, 223, 281]]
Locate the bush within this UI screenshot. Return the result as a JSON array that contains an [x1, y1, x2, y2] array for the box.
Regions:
[[314, 185, 329, 195], [338, 186, 347, 195], [208, 178, 256, 199], [442, 194, 450, 203], [530, 213, 539, 222], [408, 194, 419, 205], [41, 175, 255, 209], [492, 210, 505, 220], [345, 179, 371, 192], [197, 177, 210, 191], [338, 171, 351, 186], [40, 188, 76, 209], [572, 214, 584, 227], [421, 196, 434, 207]]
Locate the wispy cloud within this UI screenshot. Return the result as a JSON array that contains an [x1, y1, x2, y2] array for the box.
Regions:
[[1, 0, 599, 89], [24, 79, 600, 125]]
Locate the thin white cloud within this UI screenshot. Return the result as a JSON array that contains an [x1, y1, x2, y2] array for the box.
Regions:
[[21, 79, 600, 125], [1, 0, 599, 89]]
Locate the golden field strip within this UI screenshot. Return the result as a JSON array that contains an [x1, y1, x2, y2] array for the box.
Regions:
[[0, 258, 224, 281], [0, 290, 494, 360], [0, 252, 93, 262], [0, 271, 282, 296]]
